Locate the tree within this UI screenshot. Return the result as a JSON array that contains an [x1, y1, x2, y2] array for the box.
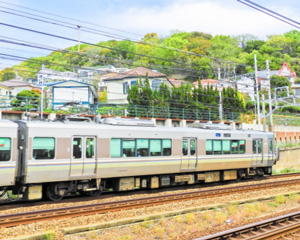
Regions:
[[234, 34, 258, 49], [270, 75, 290, 88], [0, 68, 16, 81], [244, 40, 265, 53], [11, 90, 41, 111]]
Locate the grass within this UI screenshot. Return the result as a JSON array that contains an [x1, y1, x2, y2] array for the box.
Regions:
[[42, 233, 55, 240], [184, 213, 195, 224], [272, 168, 298, 175], [267, 202, 278, 208], [275, 195, 286, 204]]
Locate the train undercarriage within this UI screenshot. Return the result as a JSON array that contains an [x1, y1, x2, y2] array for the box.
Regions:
[[2, 166, 272, 201]]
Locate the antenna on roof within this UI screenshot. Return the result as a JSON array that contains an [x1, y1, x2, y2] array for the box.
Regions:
[[100, 117, 156, 127], [189, 122, 231, 130]]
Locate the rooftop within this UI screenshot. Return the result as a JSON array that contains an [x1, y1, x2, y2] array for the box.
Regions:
[[103, 67, 166, 81]]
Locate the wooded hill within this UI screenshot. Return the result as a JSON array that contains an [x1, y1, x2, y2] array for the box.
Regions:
[[1, 30, 300, 82]]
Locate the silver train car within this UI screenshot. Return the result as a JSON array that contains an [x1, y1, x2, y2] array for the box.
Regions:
[[0, 118, 279, 201]]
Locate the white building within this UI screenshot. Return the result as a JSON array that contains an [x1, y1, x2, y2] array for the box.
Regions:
[[99, 67, 173, 104], [36, 67, 78, 85], [44, 80, 98, 109]]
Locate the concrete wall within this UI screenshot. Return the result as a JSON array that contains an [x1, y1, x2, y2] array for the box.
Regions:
[[273, 147, 300, 172]]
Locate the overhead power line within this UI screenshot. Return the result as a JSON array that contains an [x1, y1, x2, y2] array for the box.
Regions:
[[0, 0, 142, 38], [237, 0, 300, 30], [0, 1, 251, 68]]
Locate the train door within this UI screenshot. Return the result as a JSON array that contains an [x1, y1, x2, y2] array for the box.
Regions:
[[268, 138, 274, 165], [181, 138, 197, 170], [252, 139, 263, 166], [83, 137, 96, 176], [70, 136, 96, 177]]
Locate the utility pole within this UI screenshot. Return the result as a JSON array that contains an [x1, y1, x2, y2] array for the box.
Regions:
[[262, 94, 266, 131], [219, 90, 223, 122], [40, 75, 44, 119], [254, 54, 261, 129], [217, 67, 223, 122], [266, 60, 273, 128], [77, 25, 81, 53]]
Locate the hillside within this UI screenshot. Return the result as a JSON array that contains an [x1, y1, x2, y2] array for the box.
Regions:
[[1, 30, 300, 81]]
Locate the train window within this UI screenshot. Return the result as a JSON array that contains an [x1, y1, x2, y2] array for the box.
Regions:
[[0, 138, 11, 161], [206, 140, 212, 155], [190, 139, 196, 156], [137, 139, 149, 157], [123, 140, 136, 157], [252, 140, 256, 153], [213, 140, 222, 154], [269, 139, 273, 154], [72, 138, 82, 159], [150, 139, 162, 156], [239, 140, 246, 154], [222, 140, 231, 154], [86, 138, 95, 158], [231, 140, 239, 154], [182, 139, 188, 156], [33, 137, 55, 160], [257, 140, 262, 153], [162, 139, 172, 156], [111, 139, 121, 157]]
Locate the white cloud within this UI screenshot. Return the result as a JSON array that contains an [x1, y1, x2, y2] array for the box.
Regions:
[[100, 0, 298, 39]]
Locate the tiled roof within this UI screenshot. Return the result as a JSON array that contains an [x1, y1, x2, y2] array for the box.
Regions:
[[103, 67, 166, 80], [193, 79, 218, 85], [0, 79, 33, 88]]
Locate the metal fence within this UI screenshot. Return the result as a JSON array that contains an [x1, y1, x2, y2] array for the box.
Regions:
[[271, 115, 300, 126], [0, 94, 241, 122]]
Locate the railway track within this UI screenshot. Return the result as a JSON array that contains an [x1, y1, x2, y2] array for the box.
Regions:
[[1, 177, 300, 228], [197, 211, 300, 240]]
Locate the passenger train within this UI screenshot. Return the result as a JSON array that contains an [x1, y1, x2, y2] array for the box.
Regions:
[[0, 117, 279, 201]]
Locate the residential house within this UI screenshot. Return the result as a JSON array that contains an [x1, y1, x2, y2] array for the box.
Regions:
[[193, 79, 231, 90], [100, 67, 173, 104], [43, 80, 98, 109], [77, 65, 128, 78], [0, 79, 35, 97], [0, 79, 36, 108], [169, 78, 186, 87], [258, 62, 297, 90], [36, 67, 78, 85], [236, 77, 255, 100]]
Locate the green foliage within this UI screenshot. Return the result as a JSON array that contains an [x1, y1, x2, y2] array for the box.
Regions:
[[11, 90, 41, 111], [2, 29, 300, 87], [127, 78, 245, 120], [270, 75, 290, 88], [0, 68, 16, 81]]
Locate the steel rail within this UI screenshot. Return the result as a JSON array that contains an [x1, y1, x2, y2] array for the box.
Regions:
[[1, 178, 300, 228], [197, 211, 300, 239]]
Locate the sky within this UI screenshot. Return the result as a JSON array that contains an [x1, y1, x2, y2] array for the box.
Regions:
[[0, 0, 299, 69]]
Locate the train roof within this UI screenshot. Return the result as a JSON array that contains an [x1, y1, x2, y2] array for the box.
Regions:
[[0, 119, 18, 128], [14, 119, 273, 136]]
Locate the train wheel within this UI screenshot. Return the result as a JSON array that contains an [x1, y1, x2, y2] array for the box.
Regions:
[[82, 189, 102, 197], [237, 169, 246, 181], [46, 185, 65, 201], [88, 190, 102, 197]]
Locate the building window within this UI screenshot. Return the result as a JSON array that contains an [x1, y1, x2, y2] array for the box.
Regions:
[[130, 80, 137, 88], [123, 82, 128, 94], [152, 80, 162, 91]]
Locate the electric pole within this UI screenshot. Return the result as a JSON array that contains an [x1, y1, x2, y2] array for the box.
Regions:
[[77, 25, 81, 53], [254, 54, 261, 128], [266, 60, 273, 128]]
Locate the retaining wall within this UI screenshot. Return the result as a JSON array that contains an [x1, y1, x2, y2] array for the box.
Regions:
[[273, 147, 300, 172]]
